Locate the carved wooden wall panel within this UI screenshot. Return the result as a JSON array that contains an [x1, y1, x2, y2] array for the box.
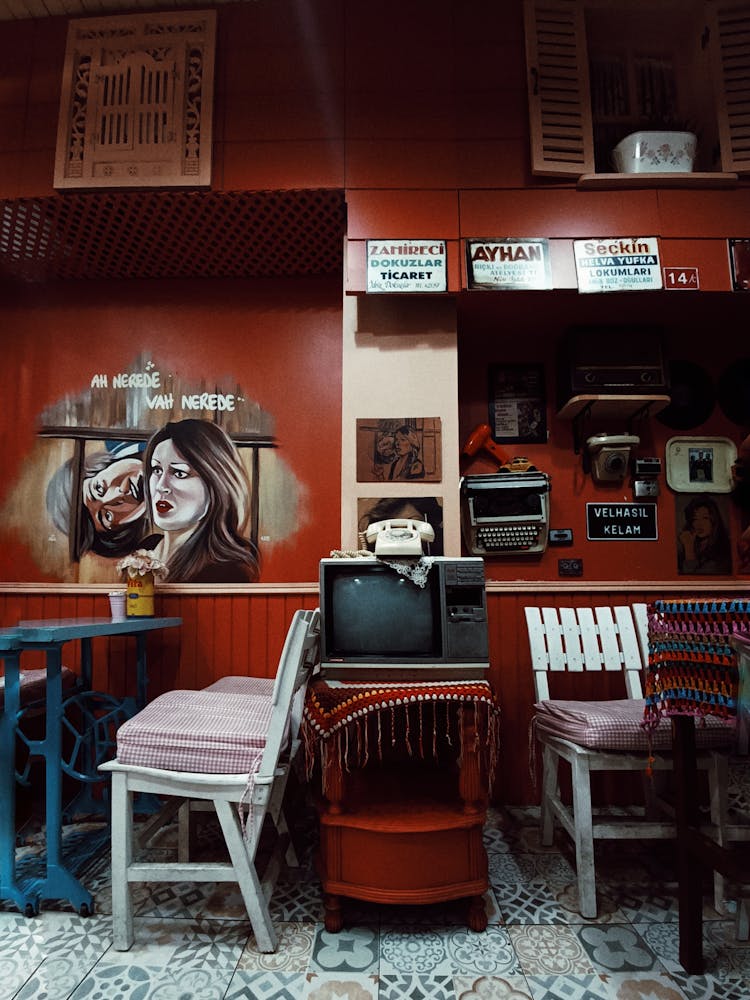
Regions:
[[54, 10, 216, 190]]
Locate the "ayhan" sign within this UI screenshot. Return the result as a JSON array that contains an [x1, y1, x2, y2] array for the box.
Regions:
[[466, 238, 552, 290]]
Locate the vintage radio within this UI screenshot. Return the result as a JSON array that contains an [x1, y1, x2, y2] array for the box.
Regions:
[[558, 325, 669, 404]]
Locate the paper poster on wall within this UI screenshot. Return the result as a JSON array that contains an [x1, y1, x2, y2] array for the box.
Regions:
[[487, 364, 546, 444], [357, 496, 444, 555], [366, 240, 447, 293], [356, 417, 441, 482], [675, 493, 732, 575], [574, 237, 662, 293], [466, 238, 552, 290]]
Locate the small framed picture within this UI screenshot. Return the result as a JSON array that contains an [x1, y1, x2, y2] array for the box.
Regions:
[[665, 436, 737, 493], [675, 493, 732, 575], [356, 417, 441, 483]]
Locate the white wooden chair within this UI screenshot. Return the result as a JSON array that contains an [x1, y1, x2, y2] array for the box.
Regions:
[[525, 604, 734, 919], [100, 607, 320, 953]]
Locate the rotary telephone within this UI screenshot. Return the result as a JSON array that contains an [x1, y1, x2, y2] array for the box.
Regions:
[[365, 518, 435, 556]]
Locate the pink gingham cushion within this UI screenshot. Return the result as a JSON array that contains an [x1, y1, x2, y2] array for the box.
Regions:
[[116, 689, 274, 773], [0, 666, 76, 708], [203, 676, 275, 696], [534, 698, 735, 751]]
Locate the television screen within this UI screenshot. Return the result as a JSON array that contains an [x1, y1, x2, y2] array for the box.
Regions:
[[327, 565, 438, 657], [319, 556, 489, 678]]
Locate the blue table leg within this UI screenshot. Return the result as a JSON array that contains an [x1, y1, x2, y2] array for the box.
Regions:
[[80, 637, 93, 692], [39, 646, 93, 914], [0, 644, 40, 914]]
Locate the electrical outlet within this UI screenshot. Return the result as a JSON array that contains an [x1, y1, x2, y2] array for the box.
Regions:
[[558, 558, 583, 577]]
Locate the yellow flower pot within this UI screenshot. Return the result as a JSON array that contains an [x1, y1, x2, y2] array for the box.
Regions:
[[126, 571, 155, 616]]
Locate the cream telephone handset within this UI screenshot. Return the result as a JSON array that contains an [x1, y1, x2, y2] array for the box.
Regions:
[[365, 518, 435, 556]]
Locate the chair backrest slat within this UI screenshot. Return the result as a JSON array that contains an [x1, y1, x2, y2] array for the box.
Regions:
[[524, 606, 551, 700], [578, 607, 603, 671], [593, 606, 621, 672], [541, 606, 566, 671], [559, 607, 584, 671]]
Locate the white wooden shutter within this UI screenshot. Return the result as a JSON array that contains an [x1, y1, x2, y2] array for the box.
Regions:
[[523, 0, 595, 176], [54, 10, 216, 190], [706, 1, 750, 173]]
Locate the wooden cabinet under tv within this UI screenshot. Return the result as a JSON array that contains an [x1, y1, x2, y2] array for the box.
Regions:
[[314, 702, 490, 932]]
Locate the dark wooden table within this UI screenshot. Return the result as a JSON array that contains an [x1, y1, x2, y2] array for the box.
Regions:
[[645, 599, 750, 974]]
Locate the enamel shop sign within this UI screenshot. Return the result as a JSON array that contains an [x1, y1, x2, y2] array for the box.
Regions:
[[466, 238, 552, 290], [366, 240, 447, 293], [586, 503, 658, 541], [574, 237, 662, 293]]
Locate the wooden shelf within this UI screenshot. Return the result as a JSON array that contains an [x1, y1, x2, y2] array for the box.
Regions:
[[577, 172, 739, 190], [557, 394, 670, 421]]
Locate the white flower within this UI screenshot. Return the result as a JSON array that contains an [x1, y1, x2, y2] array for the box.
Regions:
[[115, 549, 169, 579]]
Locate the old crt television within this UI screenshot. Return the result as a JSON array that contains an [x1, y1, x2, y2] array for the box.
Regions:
[[319, 557, 489, 680]]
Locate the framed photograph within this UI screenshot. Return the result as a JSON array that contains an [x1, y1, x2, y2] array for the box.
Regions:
[[357, 496, 444, 555], [356, 417, 441, 483], [487, 364, 546, 444], [665, 436, 737, 493], [675, 493, 732, 575]]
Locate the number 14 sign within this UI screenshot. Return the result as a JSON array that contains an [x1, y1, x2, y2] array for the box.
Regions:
[[663, 266, 699, 289]]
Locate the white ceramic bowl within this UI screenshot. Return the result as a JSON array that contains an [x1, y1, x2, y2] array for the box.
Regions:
[[612, 130, 697, 173]]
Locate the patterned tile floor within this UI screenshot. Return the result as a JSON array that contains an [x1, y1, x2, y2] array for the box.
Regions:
[[1, 786, 749, 1000]]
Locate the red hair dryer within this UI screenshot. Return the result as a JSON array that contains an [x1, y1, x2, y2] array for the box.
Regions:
[[461, 423, 511, 468]]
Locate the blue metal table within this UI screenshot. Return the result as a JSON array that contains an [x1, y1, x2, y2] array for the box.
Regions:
[[0, 615, 181, 916]]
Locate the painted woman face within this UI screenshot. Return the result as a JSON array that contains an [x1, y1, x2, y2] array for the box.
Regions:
[[690, 505, 714, 538], [149, 438, 209, 532], [82, 457, 145, 533]]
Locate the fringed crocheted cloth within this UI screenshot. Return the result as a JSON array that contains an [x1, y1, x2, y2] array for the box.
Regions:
[[302, 677, 500, 791], [643, 598, 750, 728]]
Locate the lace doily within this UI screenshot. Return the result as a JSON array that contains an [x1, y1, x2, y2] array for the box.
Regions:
[[379, 556, 435, 587], [329, 550, 376, 559]]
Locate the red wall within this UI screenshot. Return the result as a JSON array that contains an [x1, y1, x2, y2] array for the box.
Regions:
[[2, 1, 749, 806], [0, 277, 343, 583], [457, 289, 750, 582]]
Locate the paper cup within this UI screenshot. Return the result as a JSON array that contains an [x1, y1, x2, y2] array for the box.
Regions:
[[108, 591, 127, 621]]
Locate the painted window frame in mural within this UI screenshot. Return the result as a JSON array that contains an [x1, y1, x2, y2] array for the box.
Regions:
[[487, 364, 547, 445], [356, 418, 441, 483]]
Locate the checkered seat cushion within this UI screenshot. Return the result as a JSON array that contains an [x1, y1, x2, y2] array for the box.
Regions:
[[0, 666, 76, 708], [202, 676, 275, 696], [534, 698, 736, 751], [116, 688, 274, 774]]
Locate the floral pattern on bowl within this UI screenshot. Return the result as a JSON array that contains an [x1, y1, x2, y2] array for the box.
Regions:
[[612, 130, 697, 173]]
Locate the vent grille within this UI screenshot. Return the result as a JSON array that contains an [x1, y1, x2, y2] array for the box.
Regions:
[[0, 189, 347, 282], [713, 3, 750, 170]]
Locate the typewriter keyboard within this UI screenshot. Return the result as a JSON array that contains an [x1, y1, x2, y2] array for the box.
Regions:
[[477, 524, 541, 551]]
